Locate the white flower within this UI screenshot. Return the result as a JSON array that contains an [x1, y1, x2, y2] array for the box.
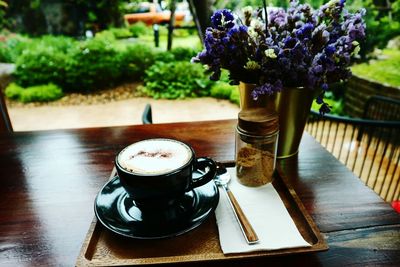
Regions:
[[244, 60, 261, 70], [248, 18, 264, 38], [265, 49, 277, 59]]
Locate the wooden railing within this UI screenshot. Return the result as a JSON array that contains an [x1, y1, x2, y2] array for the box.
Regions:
[[306, 110, 400, 202]]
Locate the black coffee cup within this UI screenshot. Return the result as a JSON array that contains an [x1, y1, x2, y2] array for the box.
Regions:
[[115, 138, 216, 207]]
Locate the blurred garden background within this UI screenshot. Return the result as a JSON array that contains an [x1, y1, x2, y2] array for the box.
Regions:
[[0, 0, 399, 130]]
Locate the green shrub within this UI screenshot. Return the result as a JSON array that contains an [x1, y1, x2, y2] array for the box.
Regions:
[[210, 82, 235, 99], [229, 87, 240, 106], [30, 35, 76, 53], [65, 37, 122, 91], [210, 71, 240, 106], [0, 34, 30, 63], [141, 61, 212, 99], [94, 30, 116, 41], [5, 83, 63, 103], [154, 51, 175, 63], [13, 46, 71, 88], [98, 28, 133, 39], [4, 83, 23, 100], [0, 44, 10, 62], [12, 35, 77, 87], [109, 28, 133, 39], [119, 43, 156, 80], [172, 28, 194, 38], [128, 22, 150, 37], [170, 47, 197, 61]]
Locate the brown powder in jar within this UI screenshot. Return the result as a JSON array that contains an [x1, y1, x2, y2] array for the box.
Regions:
[[236, 146, 275, 187]]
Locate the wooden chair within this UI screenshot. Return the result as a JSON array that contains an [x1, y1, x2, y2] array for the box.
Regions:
[[306, 110, 400, 202], [0, 91, 13, 133], [142, 103, 153, 124], [362, 95, 400, 121]]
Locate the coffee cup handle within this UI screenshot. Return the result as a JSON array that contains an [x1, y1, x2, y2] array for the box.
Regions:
[[191, 157, 217, 189]]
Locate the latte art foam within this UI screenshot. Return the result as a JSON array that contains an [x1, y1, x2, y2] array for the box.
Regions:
[[118, 139, 192, 175]]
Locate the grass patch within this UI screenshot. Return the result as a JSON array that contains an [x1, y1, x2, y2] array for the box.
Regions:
[[5, 83, 63, 103], [351, 49, 400, 87], [138, 34, 201, 50]]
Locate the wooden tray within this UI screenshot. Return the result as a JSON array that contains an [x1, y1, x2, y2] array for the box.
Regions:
[[76, 164, 328, 266]]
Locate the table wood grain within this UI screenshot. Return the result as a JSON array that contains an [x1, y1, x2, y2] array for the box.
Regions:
[[0, 120, 399, 266]]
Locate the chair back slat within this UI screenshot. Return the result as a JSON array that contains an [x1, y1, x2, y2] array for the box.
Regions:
[[306, 108, 400, 202], [0, 91, 13, 133], [363, 95, 400, 121]]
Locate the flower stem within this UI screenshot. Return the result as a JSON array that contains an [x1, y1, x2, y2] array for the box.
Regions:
[[263, 0, 268, 27]]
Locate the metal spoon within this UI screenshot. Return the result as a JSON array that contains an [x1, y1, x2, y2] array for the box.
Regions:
[[215, 163, 259, 244]]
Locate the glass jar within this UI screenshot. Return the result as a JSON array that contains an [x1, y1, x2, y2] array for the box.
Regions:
[[235, 108, 279, 187]]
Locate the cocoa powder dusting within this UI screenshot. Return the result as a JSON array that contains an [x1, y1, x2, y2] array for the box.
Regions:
[[130, 150, 173, 159]]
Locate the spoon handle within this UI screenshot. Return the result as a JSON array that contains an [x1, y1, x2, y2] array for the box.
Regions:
[[224, 187, 259, 244]]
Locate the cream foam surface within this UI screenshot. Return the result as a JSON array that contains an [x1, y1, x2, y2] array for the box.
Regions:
[[118, 139, 192, 175]]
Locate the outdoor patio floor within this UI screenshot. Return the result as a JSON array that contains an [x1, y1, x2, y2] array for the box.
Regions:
[[8, 97, 240, 131]]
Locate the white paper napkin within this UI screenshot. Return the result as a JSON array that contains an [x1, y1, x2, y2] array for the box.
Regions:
[[215, 167, 311, 254]]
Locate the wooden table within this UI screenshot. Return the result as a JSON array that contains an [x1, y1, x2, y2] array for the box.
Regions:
[[0, 120, 399, 266]]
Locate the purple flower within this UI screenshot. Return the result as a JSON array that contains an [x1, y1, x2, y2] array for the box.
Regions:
[[192, 1, 366, 114], [269, 8, 287, 28], [325, 45, 336, 57], [211, 9, 235, 30], [296, 23, 314, 39], [252, 80, 283, 99], [284, 36, 297, 48]]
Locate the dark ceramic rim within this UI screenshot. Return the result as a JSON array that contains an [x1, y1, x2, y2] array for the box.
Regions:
[[115, 138, 195, 177], [94, 175, 219, 239]]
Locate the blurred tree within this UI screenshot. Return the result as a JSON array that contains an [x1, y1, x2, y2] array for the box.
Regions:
[[5, 0, 125, 36], [0, 0, 8, 30], [188, 0, 213, 38]]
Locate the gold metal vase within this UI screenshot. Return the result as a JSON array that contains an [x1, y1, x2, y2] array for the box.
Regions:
[[238, 82, 317, 159], [275, 86, 317, 158], [238, 82, 277, 112]]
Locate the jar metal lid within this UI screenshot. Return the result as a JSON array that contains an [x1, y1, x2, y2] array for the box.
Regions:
[[238, 107, 279, 136]]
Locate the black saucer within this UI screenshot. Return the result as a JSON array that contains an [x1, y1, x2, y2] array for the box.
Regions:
[[94, 174, 219, 239]]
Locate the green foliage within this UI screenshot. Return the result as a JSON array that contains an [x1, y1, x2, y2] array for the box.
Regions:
[[0, 0, 8, 30], [210, 82, 235, 99], [12, 35, 125, 92], [100, 28, 133, 39], [358, 0, 400, 57], [229, 86, 240, 106], [95, 30, 117, 41], [110, 27, 133, 39], [13, 36, 76, 87], [0, 44, 10, 63], [4, 83, 22, 100], [311, 96, 345, 116], [65, 37, 122, 91], [13, 43, 71, 88], [5, 83, 63, 103], [5, 0, 123, 36], [141, 61, 212, 99], [0, 34, 30, 63], [119, 43, 156, 80], [154, 50, 175, 62], [30, 35, 76, 52], [351, 49, 400, 87], [128, 22, 150, 37], [210, 81, 240, 106], [170, 47, 197, 61]]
